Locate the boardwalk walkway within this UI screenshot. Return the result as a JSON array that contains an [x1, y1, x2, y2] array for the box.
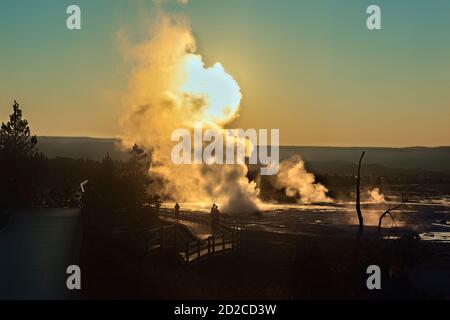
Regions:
[[156, 209, 241, 263]]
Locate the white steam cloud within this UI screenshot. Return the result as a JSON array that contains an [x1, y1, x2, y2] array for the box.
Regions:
[[119, 14, 260, 213], [119, 12, 332, 212], [273, 155, 332, 204], [366, 188, 386, 203]]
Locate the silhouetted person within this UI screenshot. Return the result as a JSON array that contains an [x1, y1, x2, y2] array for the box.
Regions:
[[211, 203, 220, 231], [210, 203, 217, 217], [215, 205, 221, 218], [155, 198, 161, 213], [174, 202, 180, 220], [210, 204, 214, 221]]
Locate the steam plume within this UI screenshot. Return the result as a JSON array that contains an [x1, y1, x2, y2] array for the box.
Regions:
[[273, 155, 332, 203], [119, 12, 332, 212], [366, 188, 386, 203], [119, 14, 260, 213]]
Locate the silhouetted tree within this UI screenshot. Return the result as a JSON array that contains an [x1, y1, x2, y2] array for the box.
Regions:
[[356, 151, 365, 234], [0, 100, 37, 157], [0, 101, 38, 207], [377, 201, 405, 239], [122, 144, 151, 208], [89, 146, 152, 212], [94, 152, 121, 208]]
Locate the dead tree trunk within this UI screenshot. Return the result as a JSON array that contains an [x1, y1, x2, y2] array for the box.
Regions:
[[377, 202, 404, 238], [356, 151, 365, 234]]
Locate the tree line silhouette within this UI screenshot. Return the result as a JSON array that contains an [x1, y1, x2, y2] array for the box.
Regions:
[[0, 101, 153, 211]]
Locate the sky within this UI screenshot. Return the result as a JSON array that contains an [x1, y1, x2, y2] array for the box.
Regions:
[[0, 0, 449, 146]]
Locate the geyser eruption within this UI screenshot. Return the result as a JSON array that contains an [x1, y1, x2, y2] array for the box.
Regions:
[[120, 15, 260, 212], [273, 155, 332, 204], [119, 13, 332, 212]]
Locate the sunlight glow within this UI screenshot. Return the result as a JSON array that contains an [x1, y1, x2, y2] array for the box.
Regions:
[[177, 54, 242, 125]]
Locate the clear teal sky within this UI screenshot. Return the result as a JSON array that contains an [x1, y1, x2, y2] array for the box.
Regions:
[[1, 0, 450, 146]]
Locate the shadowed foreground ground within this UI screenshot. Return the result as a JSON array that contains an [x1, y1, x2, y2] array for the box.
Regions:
[[0, 209, 81, 299], [80, 226, 450, 300], [1, 209, 448, 300]]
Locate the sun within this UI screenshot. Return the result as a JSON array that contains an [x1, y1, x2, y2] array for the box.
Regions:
[[177, 54, 242, 125]]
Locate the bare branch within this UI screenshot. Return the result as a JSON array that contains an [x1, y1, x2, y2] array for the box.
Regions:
[[377, 199, 407, 239]]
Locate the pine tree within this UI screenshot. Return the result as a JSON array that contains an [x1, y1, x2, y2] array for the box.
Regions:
[[123, 144, 151, 208], [0, 100, 37, 158]]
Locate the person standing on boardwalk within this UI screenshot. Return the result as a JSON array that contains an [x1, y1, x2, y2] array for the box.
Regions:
[[211, 203, 220, 232], [215, 204, 221, 228], [174, 202, 180, 220], [155, 197, 161, 213]]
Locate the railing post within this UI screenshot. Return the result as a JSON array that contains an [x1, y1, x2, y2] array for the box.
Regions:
[[207, 237, 211, 254], [197, 240, 201, 259], [222, 233, 226, 251], [212, 236, 215, 253], [232, 231, 236, 249], [237, 230, 240, 248], [185, 242, 189, 263]]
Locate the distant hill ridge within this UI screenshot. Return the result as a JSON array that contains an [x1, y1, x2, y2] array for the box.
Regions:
[[36, 136, 450, 172], [37, 136, 128, 161]]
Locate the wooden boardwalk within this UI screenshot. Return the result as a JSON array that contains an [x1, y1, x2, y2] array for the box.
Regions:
[[80, 182, 241, 265], [151, 209, 241, 264]]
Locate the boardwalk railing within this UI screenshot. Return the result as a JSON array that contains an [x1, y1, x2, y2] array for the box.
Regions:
[[128, 213, 178, 255], [159, 208, 243, 229], [80, 181, 240, 262], [159, 209, 210, 226], [147, 225, 177, 251], [180, 230, 240, 264], [158, 208, 242, 264], [129, 211, 240, 263]]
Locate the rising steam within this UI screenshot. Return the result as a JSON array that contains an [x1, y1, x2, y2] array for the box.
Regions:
[[119, 14, 259, 213], [273, 155, 332, 204], [119, 13, 331, 212], [366, 188, 386, 203]]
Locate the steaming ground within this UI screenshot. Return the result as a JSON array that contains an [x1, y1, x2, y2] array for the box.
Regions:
[[118, 9, 449, 230], [162, 197, 450, 243]]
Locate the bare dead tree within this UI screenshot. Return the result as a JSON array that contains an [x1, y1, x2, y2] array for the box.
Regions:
[[356, 151, 365, 234], [354, 150, 408, 239], [377, 200, 407, 239]]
